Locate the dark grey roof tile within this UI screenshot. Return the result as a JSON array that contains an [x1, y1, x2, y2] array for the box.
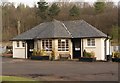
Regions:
[[12, 20, 107, 40]]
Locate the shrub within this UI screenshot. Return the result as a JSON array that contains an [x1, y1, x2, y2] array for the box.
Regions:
[[32, 49, 37, 56], [40, 49, 47, 56], [37, 50, 41, 56], [83, 50, 95, 58], [32, 49, 41, 56], [113, 52, 120, 58], [90, 51, 95, 58], [86, 52, 92, 58], [51, 50, 55, 60]]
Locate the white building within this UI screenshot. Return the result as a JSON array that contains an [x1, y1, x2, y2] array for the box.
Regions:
[[11, 20, 110, 60]]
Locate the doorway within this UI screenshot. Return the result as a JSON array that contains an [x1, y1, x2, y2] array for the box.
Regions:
[[27, 40, 34, 59], [72, 39, 81, 59]]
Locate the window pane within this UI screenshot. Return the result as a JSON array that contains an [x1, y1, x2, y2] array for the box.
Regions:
[[17, 41, 19, 47], [22, 42, 25, 47], [87, 39, 95, 46], [66, 49, 69, 51], [42, 39, 52, 51], [58, 39, 69, 51]]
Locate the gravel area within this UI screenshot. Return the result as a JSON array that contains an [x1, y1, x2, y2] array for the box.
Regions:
[[2, 57, 119, 81]]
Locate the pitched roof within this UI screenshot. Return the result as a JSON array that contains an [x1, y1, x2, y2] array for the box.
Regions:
[[36, 20, 72, 39], [12, 20, 107, 40], [63, 20, 107, 38]]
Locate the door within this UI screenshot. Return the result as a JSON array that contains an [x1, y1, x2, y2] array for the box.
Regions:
[[72, 39, 81, 59], [27, 40, 34, 59]]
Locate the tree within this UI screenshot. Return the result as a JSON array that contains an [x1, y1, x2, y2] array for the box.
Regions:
[[37, 0, 49, 21], [110, 25, 119, 45], [94, 1, 105, 14], [1, 1, 118, 43], [69, 5, 80, 17], [48, 3, 60, 19]]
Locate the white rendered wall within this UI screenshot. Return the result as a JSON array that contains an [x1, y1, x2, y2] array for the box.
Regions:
[[106, 39, 110, 55], [82, 38, 106, 60], [13, 41, 27, 59], [34, 40, 38, 50]]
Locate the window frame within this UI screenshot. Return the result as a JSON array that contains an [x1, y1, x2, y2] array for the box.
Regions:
[[16, 41, 26, 48], [16, 41, 20, 47], [87, 38, 95, 46], [42, 39, 52, 51], [58, 39, 69, 51], [22, 41, 25, 47]]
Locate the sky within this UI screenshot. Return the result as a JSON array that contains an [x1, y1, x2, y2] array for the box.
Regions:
[[2, 0, 120, 7]]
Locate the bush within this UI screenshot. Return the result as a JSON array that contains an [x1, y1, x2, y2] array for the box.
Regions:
[[32, 49, 47, 56], [113, 52, 120, 58], [40, 49, 47, 56], [83, 50, 95, 58], [32, 49, 41, 56], [51, 50, 55, 60], [32, 49, 36, 56]]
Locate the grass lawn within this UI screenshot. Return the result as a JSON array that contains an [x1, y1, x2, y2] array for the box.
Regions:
[[0, 76, 41, 83]]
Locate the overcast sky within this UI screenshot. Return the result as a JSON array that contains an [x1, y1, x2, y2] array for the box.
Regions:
[[3, 0, 120, 7]]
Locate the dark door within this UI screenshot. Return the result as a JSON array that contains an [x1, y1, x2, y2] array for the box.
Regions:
[[27, 40, 34, 59], [72, 39, 81, 59]]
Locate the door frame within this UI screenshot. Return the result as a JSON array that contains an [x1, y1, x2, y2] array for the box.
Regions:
[[72, 38, 81, 59], [26, 40, 34, 59]]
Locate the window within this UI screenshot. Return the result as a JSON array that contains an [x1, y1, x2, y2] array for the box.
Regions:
[[16, 41, 19, 47], [58, 39, 69, 51], [87, 39, 95, 46], [42, 40, 52, 51], [22, 42, 25, 47]]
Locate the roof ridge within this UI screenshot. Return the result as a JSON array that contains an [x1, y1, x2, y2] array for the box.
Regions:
[[61, 22, 73, 38], [52, 21, 55, 38], [52, 20, 57, 38], [53, 20, 72, 38]]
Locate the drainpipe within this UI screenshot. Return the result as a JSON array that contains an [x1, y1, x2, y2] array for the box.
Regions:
[[104, 39, 107, 60], [81, 39, 84, 57], [109, 39, 111, 59], [37, 40, 39, 50], [104, 34, 110, 61], [25, 41, 26, 59], [25, 43, 26, 59]]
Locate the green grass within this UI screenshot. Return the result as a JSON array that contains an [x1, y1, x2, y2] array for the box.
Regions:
[[0, 76, 41, 83]]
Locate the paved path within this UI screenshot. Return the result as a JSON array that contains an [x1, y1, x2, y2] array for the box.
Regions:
[[2, 57, 119, 81]]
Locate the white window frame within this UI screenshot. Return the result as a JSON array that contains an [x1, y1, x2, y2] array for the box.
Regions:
[[87, 39, 95, 46], [58, 39, 69, 51], [16, 41, 20, 47], [16, 41, 25, 48], [42, 39, 52, 51], [22, 41, 25, 47]]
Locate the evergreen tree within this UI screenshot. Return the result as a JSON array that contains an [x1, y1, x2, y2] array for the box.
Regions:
[[37, 0, 48, 20], [94, 1, 105, 13], [48, 3, 60, 19], [69, 5, 80, 17], [110, 25, 119, 45]]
